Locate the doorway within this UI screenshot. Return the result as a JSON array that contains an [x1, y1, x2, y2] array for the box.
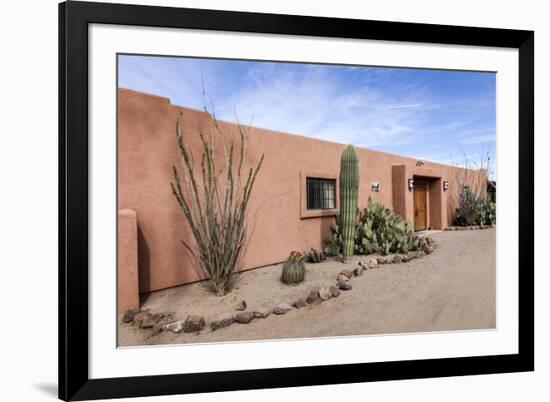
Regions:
[[413, 179, 428, 231]]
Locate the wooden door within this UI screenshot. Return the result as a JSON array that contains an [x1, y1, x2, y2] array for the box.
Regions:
[[414, 180, 427, 231]]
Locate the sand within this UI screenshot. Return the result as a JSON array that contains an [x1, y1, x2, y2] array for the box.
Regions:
[[118, 228, 496, 346]]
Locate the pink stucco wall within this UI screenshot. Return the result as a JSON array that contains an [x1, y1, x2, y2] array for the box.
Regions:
[[118, 88, 486, 296], [117, 209, 139, 313]]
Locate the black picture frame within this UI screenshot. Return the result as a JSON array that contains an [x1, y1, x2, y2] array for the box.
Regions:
[[59, 1, 534, 400]]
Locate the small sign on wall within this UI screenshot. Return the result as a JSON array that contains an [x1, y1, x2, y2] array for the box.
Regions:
[[371, 182, 380, 192]]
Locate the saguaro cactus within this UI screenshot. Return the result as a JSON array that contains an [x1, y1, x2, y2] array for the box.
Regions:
[[339, 145, 360, 262]]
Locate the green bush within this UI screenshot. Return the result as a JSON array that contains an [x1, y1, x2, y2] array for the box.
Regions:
[[454, 187, 482, 226], [480, 196, 496, 225], [454, 187, 496, 226]]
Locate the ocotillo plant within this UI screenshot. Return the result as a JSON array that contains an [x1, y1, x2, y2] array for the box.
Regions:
[[339, 145, 359, 262], [171, 115, 264, 296]]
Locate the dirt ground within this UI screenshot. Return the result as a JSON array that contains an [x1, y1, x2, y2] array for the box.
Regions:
[[118, 228, 496, 346]]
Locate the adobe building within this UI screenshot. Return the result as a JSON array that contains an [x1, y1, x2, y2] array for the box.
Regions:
[[118, 88, 487, 313]]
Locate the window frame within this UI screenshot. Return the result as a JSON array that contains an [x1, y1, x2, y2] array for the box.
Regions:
[[306, 177, 337, 211], [300, 171, 339, 219]]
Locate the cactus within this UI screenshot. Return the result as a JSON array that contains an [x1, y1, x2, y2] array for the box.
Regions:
[[304, 248, 326, 263], [339, 145, 360, 262], [354, 198, 428, 255], [382, 240, 392, 255], [324, 197, 429, 258], [281, 251, 306, 284], [324, 213, 342, 256], [356, 219, 378, 254], [324, 233, 341, 256]]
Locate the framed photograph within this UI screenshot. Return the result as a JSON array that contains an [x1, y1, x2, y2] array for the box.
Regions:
[[59, 1, 534, 400]]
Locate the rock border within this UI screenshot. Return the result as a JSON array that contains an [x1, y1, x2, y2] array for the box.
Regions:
[[121, 237, 439, 337], [445, 224, 495, 231]]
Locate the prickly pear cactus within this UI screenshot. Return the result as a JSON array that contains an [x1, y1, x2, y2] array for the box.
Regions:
[[281, 251, 306, 284], [354, 197, 427, 255], [339, 145, 359, 262]]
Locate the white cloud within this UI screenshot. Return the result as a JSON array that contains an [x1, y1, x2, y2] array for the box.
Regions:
[[210, 63, 437, 148], [460, 133, 496, 144], [118, 56, 496, 167]]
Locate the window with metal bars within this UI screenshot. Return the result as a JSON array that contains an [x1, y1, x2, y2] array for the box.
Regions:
[[306, 178, 336, 210]]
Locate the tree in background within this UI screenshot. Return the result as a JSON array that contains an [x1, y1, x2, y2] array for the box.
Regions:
[[450, 145, 496, 226]]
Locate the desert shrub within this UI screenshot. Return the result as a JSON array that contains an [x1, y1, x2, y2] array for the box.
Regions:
[[454, 187, 482, 226], [171, 115, 264, 296], [355, 198, 426, 255], [281, 251, 306, 284], [480, 196, 496, 225], [448, 144, 496, 226], [453, 185, 496, 226]]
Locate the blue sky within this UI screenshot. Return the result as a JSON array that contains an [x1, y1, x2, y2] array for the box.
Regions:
[[118, 54, 496, 175]]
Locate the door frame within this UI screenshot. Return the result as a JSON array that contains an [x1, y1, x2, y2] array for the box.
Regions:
[[413, 179, 428, 231]]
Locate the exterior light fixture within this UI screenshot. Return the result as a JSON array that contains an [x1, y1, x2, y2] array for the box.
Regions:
[[443, 181, 449, 191], [408, 178, 414, 190], [371, 182, 380, 192]]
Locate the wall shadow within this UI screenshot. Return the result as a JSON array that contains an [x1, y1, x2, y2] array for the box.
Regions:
[[319, 216, 333, 252], [137, 223, 151, 302]]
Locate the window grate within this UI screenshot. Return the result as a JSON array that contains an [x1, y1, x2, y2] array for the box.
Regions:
[[306, 178, 336, 210]]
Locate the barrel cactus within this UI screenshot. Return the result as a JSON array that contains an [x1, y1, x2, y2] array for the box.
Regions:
[[339, 145, 360, 262], [281, 251, 306, 284], [304, 247, 326, 263]]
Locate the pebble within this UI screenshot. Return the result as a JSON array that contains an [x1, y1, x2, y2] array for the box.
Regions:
[[235, 300, 247, 311], [235, 312, 255, 324], [211, 315, 235, 330], [253, 308, 271, 318], [338, 281, 352, 291], [183, 315, 205, 332], [273, 303, 293, 315], [306, 289, 322, 305]]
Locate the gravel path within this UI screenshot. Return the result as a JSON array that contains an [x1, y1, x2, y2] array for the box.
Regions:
[[118, 228, 495, 346]]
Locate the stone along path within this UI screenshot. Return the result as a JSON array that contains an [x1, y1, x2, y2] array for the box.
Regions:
[[118, 228, 495, 346]]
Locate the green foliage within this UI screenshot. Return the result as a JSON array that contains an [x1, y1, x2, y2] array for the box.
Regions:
[[454, 187, 482, 226], [324, 199, 427, 257], [355, 198, 427, 255], [304, 248, 326, 263], [454, 187, 496, 226], [480, 196, 496, 225], [339, 145, 360, 262], [281, 251, 306, 284]]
